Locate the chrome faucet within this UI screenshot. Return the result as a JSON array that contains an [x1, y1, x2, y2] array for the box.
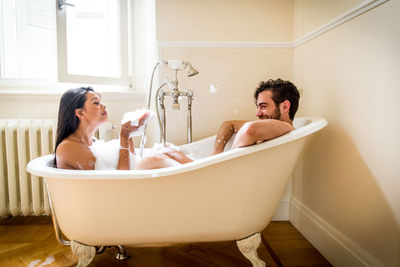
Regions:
[[141, 60, 199, 155]]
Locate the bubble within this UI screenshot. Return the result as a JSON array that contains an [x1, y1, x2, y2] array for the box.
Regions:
[[217, 139, 221, 143], [209, 84, 218, 94], [233, 110, 238, 115]]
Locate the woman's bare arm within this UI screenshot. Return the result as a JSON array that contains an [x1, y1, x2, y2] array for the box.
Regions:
[[118, 112, 148, 170]]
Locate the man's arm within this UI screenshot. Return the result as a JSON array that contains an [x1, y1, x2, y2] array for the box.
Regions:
[[232, 119, 294, 148], [212, 120, 247, 155]]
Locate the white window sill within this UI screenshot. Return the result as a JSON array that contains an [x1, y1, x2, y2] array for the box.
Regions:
[[0, 78, 147, 101]]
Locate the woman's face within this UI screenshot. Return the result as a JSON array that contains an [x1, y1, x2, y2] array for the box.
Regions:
[[80, 91, 108, 124]]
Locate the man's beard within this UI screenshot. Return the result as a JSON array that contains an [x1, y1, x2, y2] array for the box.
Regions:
[[258, 107, 281, 120]]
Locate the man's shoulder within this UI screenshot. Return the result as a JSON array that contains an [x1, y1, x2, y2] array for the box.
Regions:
[[247, 119, 294, 133], [255, 119, 293, 127]]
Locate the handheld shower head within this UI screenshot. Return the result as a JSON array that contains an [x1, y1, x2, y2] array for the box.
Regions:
[[165, 60, 185, 70], [163, 60, 199, 77], [187, 64, 199, 77]]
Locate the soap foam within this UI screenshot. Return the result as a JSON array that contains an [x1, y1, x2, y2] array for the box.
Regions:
[[145, 142, 181, 157], [89, 139, 141, 170], [121, 109, 156, 138], [38, 256, 55, 267], [28, 260, 41, 267], [89, 139, 183, 170], [28, 256, 55, 267]]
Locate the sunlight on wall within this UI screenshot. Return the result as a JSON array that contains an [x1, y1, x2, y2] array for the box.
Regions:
[[293, 0, 400, 265]]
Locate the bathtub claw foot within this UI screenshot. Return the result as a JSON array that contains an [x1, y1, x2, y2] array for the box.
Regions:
[[237, 233, 265, 267], [71, 240, 96, 267]]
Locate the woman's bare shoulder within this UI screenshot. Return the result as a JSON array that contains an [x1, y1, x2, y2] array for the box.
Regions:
[[57, 139, 79, 148], [56, 139, 96, 170], [57, 139, 87, 156]]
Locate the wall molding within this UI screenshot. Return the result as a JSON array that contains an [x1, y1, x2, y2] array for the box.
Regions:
[[293, 0, 388, 47], [290, 197, 384, 267], [159, 41, 293, 48], [158, 0, 387, 51], [157, 41, 292, 68]]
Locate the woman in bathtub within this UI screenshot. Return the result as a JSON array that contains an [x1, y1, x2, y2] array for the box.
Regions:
[[54, 87, 192, 170]]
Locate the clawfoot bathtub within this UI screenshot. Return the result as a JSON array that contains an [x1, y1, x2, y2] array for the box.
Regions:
[[27, 117, 327, 266]]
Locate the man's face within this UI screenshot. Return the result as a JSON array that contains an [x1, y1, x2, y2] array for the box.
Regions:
[[256, 90, 281, 120]]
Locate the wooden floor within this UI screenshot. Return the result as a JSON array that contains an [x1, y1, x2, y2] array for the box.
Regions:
[[0, 216, 332, 267]]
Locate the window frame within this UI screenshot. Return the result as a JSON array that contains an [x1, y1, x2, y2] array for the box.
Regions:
[[0, 0, 133, 90], [56, 0, 131, 87]]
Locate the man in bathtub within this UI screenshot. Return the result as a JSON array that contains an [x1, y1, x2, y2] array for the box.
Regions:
[[212, 78, 300, 155]]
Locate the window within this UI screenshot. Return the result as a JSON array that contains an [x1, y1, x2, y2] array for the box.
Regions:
[[0, 0, 130, 87], [0, 0, 57, 79]]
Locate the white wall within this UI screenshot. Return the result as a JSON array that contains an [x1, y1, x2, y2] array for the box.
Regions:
[[156, 0, 294, 145], [292, 0, 400, 265], [156, 0, 293, 42], [293, 0, 363, 40]]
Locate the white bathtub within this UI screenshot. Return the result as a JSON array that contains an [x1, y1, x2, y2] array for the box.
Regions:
[[27, 117, 327, 267]]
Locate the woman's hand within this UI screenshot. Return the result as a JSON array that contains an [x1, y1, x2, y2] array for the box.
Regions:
[[118, 112, 149, 170], [120, 112, 149, 139]]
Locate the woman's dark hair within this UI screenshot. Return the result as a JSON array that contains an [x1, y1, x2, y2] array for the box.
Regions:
[[254, 78, 300, 120], [53, 87, 94, 166]]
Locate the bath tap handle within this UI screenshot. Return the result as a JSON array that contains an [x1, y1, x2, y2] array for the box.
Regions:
[[58, 0, 75, 10]]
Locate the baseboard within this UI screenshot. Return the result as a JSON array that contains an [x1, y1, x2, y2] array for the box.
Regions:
[[290, 197, 383, 267]]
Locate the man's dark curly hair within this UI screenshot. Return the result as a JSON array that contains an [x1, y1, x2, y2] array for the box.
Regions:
[[254, 78, 300, 120]]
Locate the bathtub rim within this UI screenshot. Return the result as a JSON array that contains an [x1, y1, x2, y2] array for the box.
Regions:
[[26, 117, 327, 180]]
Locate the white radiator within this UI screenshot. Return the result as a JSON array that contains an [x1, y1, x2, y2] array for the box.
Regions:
[[0, 119, 113, 217]]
